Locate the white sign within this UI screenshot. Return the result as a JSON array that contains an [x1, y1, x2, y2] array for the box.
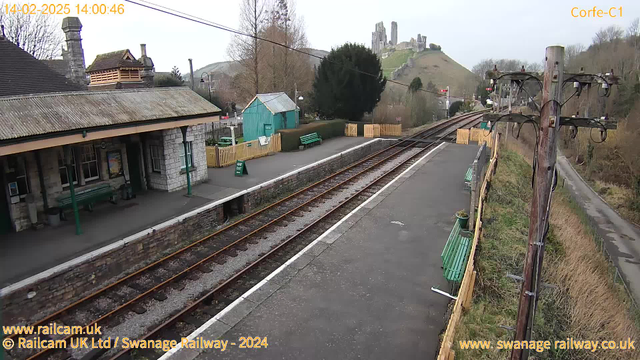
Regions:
[[258, 136, 270, 146]]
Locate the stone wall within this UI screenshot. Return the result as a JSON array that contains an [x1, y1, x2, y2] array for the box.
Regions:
[[5, 125, 208, 232], [144, 130, 168, 190], [243, 140, 391, 212], [162, 124, 208, 192], [5, 139, 131, 231], [1, 139, 393, 324], [1, 203, 225, 325]]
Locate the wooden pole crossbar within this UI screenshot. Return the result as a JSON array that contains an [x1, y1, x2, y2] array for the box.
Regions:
[[482, 113, 617, 129]]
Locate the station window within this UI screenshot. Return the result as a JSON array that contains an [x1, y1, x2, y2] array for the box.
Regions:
[[6, 155, 30, 200], [58, 149, 78, 187], [150, 145, 163, 173], [179, 142, 193, 170], [80, 145, 100, 181]]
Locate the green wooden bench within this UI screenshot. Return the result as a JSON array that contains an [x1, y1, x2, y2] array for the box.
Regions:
[[217, 137, 235, 147], [464, 166, 473, 189], [441, 220, 472, 283], [56, 183, 116, 213], [300, 132, 322, 147]]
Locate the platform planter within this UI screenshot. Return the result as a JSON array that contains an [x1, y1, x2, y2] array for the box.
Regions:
[[455, 210, 469, 229]]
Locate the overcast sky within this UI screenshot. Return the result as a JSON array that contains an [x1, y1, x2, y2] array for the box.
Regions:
[[32, 0, 640, 73]]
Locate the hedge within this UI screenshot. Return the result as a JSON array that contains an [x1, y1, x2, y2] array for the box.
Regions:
[[278, 120, 346, 151]]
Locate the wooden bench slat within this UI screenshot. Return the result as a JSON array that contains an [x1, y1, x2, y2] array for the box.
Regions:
[[442, 220, 473, 283], [300, 132, 322, 145], [56, 183, 115, 209]]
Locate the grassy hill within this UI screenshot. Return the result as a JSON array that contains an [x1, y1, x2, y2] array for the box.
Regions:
[[382, 50, 479, 99], [381, 49, 415, 77]]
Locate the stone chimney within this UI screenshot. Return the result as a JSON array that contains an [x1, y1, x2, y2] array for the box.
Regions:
[[139, 44, 155, 87], [61, 17, 87, 87]]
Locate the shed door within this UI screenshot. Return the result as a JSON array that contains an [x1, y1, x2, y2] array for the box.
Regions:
[[264, 123, 273, 137]]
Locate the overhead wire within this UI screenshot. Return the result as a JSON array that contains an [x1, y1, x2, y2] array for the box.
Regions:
[[125, 0, 448, 97]]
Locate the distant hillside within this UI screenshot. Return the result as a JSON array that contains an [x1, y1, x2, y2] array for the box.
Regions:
[[192, 48, 329, 80], [304, 48, 329, 68], [382, 50, 479, 99], [192, 60, 243, 81]]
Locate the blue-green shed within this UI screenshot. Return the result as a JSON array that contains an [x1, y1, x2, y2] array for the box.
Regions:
[[242, 92, 298, 142]]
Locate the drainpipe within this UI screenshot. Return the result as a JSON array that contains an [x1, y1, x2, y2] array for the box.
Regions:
[[180, 126, 192, 196], [64, 145, 82, 235], [35, 150, 48, 210]]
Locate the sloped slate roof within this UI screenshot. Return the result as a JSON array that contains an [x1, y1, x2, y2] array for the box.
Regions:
[[41, 59, 70, 76], [0, 87, 221, 141], [0, 38, 83, 97], [86, 50, 143, 72], [244, 92, 296, 114]]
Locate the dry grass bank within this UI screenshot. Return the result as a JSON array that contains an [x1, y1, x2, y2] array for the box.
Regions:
[[454, 144, 639, 360]]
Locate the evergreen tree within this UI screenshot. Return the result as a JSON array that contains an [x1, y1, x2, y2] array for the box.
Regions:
[[170, 66, 183, 81], [312, 43, 386, 121]]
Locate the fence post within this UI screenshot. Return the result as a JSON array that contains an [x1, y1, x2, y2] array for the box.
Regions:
[[214, 145, 220, 168], [469, 159, 478, 230]]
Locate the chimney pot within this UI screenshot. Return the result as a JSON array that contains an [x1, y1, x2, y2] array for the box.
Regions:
[[140, 44, 147, 57]]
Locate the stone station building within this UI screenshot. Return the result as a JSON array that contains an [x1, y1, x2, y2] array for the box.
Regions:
[[0, 88, 220, 234]]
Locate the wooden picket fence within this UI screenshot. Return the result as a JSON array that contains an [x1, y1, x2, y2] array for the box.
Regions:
[[437, 134, 500, 360], [345, 123, 358, 137], [364, 124, 380, 138], [206, 133, 281, 168], [379, 124, 402, 136], [456, 129, 470, 144]]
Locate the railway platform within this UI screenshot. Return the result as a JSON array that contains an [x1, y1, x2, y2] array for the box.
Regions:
[[0, 137, 373, 287], [166, 143, 480, 360]]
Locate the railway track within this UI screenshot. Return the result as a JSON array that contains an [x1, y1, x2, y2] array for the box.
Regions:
[[5, 112, 484, 360]]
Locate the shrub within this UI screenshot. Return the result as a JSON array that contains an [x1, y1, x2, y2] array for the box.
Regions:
[[449, 101, 463, 115], [278, 120, 346, 151]]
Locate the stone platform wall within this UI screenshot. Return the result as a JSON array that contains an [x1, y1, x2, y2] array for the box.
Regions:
[[2, 139, 393, 324]]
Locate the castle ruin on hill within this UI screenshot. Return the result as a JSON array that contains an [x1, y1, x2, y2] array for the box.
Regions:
[[371, 21, 426, 56]]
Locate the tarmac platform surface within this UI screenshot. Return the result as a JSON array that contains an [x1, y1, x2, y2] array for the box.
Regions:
[[165, 143, 480, 360], [0, 137, 371, 287]]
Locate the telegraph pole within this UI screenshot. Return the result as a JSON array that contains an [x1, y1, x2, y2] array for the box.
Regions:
[[510, 46, 564, 360]]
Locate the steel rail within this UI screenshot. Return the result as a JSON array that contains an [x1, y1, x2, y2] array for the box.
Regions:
[[11, 111, 479, 337], [25, 124, 432, 360], [16, 112, 482, 360], [108, 112, 485, 360]]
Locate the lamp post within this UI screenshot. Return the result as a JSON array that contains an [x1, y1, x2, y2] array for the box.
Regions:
[[294, 83, 303, 127], [200, 72, 212, 103]]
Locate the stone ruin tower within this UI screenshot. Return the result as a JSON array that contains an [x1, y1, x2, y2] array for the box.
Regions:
[[390, 21, 398, 46], [371, 22, 387, 55]]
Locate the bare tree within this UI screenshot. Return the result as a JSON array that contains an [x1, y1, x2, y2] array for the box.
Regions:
[[523, 61, 543, 73], [471, 59, 494, 79], [227, 0, 266, 99], [627, 18, 639, 38], [0, 2, 63, 59], [260, 0, 310, 97], [593, 25, 624, 46], [627, 18, 639, 71], [564, 43, 585, 71]]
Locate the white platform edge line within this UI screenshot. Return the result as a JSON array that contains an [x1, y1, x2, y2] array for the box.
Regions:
[[157, 142, 446, 360], [1, 139, 389, 297]]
